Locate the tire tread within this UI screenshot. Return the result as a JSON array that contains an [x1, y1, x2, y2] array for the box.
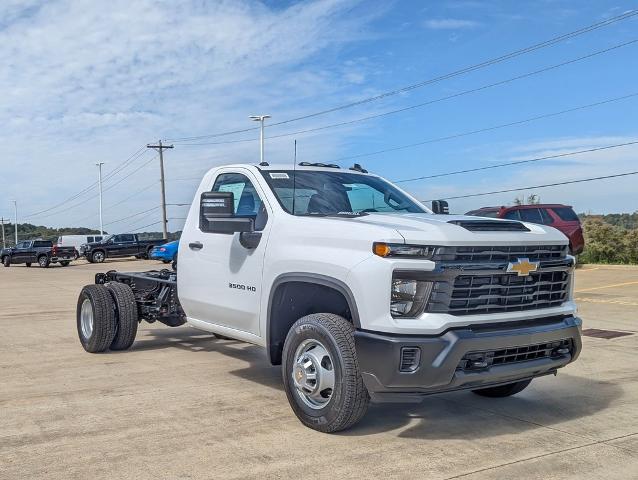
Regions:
[[106, 282, 139, 351]]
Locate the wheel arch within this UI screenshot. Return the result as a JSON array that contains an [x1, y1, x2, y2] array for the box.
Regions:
[[266, 273, 360, 365]]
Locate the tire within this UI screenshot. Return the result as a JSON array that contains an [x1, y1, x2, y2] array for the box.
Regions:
[[77, 285, 117, 353], [172, 253, 177, 271], [282, 313, 369, 433], [60, 261, 70, 267], [25, 262, 31, 267], [91, 250, 105, 263], [38, 255, 50, 268], [162, 259, 171, 264], [106, 282, 139, 351], [472, 379, 532, 398], [73, 251, 79, 260], [2, 256, 10, 267]]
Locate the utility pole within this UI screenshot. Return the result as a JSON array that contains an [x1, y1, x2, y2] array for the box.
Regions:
[[13, 200, 18, 245], [0, 217, 6, 249], [250, 115, 271, 164], [96, 162, 105, 235], [147, 140, 174, 240]]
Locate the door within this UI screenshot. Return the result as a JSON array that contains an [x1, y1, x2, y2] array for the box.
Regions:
[[119, 234, 138, 256], [12, 241, 29, 263], [108, 235, 135, 257], [179, 170, 271, 336]]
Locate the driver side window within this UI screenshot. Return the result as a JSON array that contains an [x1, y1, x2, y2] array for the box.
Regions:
[[212, 173, 268, 230]]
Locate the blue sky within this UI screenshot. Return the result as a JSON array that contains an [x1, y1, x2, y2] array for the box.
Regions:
[[1, 0, 637, 231]]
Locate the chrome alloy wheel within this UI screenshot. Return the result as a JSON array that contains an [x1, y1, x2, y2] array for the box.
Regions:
[[80, 298, 94, 340], [292, 339, 335, 409]]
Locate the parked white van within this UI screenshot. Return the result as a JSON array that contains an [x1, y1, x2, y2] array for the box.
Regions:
[[57, 235, 104, 258]]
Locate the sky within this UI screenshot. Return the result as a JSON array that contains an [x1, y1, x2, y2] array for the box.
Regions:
[[1, 0, 637, 232]]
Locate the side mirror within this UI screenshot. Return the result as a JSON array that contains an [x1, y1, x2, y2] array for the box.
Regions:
[[431, 200, 449, 215], [200, 191, 255, 234]]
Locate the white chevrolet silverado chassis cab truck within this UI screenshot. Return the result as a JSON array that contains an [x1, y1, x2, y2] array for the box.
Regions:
[[76, 163, 581, 432]]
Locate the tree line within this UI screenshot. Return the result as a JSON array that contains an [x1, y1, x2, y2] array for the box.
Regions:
[[578, 213, 638, 264]]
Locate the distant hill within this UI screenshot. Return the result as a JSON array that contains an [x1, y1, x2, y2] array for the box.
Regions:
[[1, 223, 180, 247]]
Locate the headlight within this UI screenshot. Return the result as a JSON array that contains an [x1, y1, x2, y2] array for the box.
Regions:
[[373, 242, 437, 259], [391, 275, 434, 318]]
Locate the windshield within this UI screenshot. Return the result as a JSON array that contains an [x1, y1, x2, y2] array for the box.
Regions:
[[261, 170, 427, 216]]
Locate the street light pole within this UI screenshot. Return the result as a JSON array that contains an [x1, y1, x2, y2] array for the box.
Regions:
[[96, 162, 104, 235], [13, 200, 18, 245], [250, 115, 271, 164]]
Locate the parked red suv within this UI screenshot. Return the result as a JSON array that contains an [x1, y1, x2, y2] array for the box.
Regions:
[[465, 204, 584, 255]]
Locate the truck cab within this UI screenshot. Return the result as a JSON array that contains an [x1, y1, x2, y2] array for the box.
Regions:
[[78, 163, 581, 433]]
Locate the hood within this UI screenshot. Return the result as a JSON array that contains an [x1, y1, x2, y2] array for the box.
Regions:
[[355, 213, 568, 246]]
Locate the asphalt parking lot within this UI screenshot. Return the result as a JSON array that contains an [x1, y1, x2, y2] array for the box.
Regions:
[[1, 260, 637, 479]]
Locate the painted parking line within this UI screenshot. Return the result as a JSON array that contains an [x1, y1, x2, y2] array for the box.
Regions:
[[575, 280, 638, 293], [575, 297, 638, 307]]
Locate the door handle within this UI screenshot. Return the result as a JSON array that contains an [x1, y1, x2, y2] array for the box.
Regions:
[[189, 241, 203, 250]]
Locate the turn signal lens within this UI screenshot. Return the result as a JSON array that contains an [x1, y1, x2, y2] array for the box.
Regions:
[[373, 242, 392, 257], [373, 242, 437, 259]]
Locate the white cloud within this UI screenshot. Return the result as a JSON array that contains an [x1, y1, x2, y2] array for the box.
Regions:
[[423, 18, 480, 30], [0, 0, 386, 229]]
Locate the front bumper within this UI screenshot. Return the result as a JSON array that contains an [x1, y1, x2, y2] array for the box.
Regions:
[[355, 315, 581, 402]]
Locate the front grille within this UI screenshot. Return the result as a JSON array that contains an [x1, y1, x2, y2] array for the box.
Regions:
[[432, 244, 567, 263], [428, 269, 570, 315], [457, 339, 572, 372]]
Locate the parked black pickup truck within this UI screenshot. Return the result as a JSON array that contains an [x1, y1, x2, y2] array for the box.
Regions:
[[80, 233, 165, 263], [1, 240, 76, 268]]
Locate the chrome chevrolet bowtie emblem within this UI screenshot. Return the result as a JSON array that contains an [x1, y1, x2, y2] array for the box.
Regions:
[[507, 257, 539, 276]]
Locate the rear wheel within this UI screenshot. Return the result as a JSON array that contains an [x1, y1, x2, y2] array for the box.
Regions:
[[38, 255, 50, 268], [162, 259, 171, 264], [25, 262, 31, 267], [77, 285, 117, 353], [282, 313, 369, 433], [472, 379, 532, 398], [60, 261, 70, 267], [106, 282, 138, 351], [2, 256, 10, 267]]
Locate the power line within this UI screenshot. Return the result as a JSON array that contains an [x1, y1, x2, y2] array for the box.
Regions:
[[29, 154, 158, 221], [335, 92, 638, 163], [104, 206, 160, 227], [174, 39, 638, 147], [23, 146, 148, 219], [395, 140, 638, 183], [423, 170, 638, 201], [166, 9, 638, 143]]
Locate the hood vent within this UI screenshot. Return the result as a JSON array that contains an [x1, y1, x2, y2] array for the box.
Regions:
[[448, 220, 530, 232]]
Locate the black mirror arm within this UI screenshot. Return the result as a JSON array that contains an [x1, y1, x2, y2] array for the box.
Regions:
[[239, 232, 262, 249]]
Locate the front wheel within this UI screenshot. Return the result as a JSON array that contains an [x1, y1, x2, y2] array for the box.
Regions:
[[2, 256, 10, 267], [91, 251, 105, 263], [26, 262, 32, 267], [472, 379, 532, 398], [282, 313, 369, 433]]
